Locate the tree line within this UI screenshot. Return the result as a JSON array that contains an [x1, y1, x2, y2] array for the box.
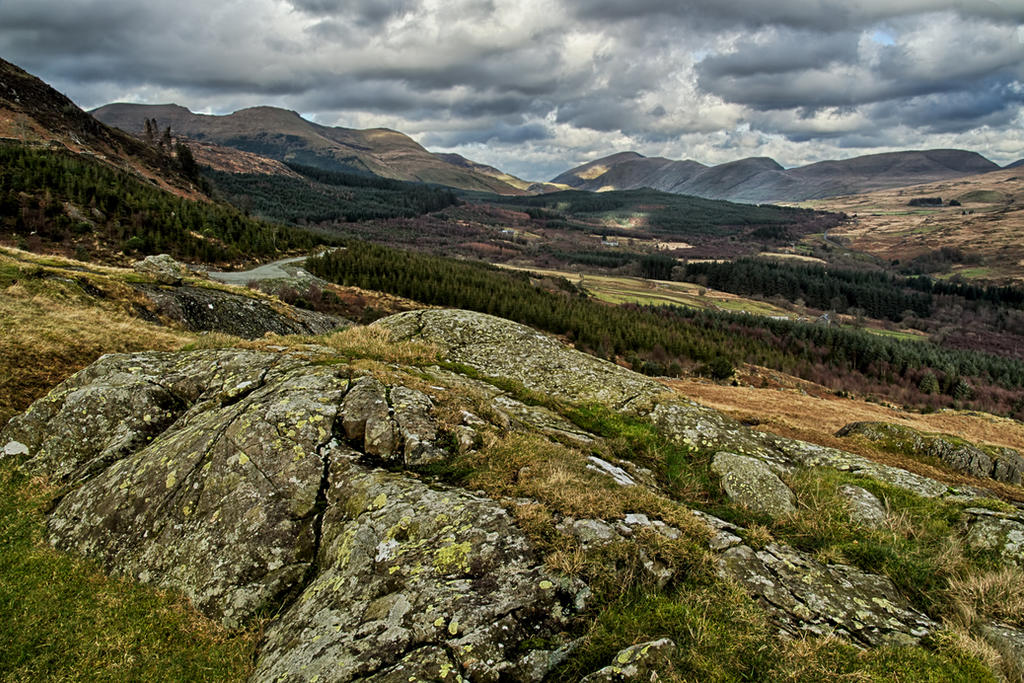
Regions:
[[205, 163, 459, 225], [0, 143, 319, 261], [307, 242, 1024, 418]]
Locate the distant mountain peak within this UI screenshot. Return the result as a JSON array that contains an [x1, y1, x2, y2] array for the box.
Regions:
[[552, 148, 998, 203], [93, 102, 532, 194]]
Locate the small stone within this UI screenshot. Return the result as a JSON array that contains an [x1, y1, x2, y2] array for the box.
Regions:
[[623, 513, 651, 526], [586, 456, 635, 487], [2, 440, 29, 457], [839, 484, 887, 529], [580, 638, 675, 681], [560, 518, 619, 546]]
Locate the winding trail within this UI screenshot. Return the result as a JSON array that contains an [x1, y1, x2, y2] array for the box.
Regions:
[[207, 256, 310, 285]]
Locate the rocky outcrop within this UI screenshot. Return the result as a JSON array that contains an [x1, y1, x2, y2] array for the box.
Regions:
[[6, 308, 1023, 679], [135, 283, 350, 339], [837, 421, 1024, 486], [377, 310, 974, 502], [254, 457, 576, 682], [963, 507, 1024, 566], [1, 346, 584, 679], [374, 309, 668, 411], [718, 542, 936, 647]]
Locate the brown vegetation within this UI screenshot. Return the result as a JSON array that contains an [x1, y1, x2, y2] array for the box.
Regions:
[[813, 168, 1024, 282], [666, 373, 1024, 500]]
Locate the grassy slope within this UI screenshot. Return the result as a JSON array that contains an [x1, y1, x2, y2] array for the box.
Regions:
[[0, 465, 259, 681], [0, 248, 195, 425]]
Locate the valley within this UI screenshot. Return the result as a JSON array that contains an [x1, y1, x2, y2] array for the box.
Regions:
[[4, 54, 1024, 682]]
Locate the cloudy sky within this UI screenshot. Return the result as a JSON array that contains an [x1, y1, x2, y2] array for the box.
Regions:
[[1, 0, 1022, 180]]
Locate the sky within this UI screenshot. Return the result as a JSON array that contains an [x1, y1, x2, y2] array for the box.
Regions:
[[1, 0, 1022, 181]]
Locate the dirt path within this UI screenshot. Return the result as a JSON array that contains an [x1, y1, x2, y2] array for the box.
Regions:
[[206, 256, 310, 285]]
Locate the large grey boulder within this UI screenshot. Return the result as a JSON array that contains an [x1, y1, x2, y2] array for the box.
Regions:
[[133, 253, 193, 285], [254, 458, 576, 682], [374, 309, 668, 410], [29, 351, 344, 626], [839, 484, 888, 529], [0, 346, 586, 681], [711, 451, 796, 518]]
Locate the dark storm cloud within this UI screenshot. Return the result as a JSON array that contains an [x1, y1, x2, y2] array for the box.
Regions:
[[868, 81, 1024, 134], [290, 0, 416, 25], [696, 30, 861, 80], [694, 14, 1024, 132], [570, 0, 1024, 31], [0, 0, 1021, 175], [421, 121, 553, 147]]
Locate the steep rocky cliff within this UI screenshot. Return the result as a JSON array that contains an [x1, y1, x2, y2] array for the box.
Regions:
[[3, 309, 1023, 680]]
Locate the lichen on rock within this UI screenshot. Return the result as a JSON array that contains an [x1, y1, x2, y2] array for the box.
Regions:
[[7, 307, 1022, 680], [711, 451, 796, 519]]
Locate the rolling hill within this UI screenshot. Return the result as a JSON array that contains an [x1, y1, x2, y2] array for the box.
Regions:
[[92, 103, 531, 195], [554, 149, 1001, 204], [813, 167, 1024, 282]]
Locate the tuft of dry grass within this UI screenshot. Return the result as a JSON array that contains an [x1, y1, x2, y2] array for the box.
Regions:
[[743, 523, 774, 549], [319, 325, 442, 365], [773, 635, 874, 683], [545, 546, 587, 579], [946, 567, 1024, 629], [0, 282, 193, 425]]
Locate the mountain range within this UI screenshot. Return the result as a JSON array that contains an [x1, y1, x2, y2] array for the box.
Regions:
[[2, 54, 1015, 206], [552, 149, 1003, 204], [91, 103, 547, 195]]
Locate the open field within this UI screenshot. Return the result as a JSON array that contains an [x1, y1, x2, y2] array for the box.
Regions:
[[808, 168, 1024, 282], [499, 263, 934, 342], [499, 264, 794, 317]]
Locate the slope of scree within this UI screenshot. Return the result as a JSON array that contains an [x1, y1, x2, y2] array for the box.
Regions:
[[2, 308, 1024, 680]]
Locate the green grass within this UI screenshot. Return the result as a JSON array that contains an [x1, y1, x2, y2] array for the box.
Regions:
[[951, 267, 995, 280], [864, 328, 927, 342], [957, 191, 1006, 204], [774, 468, 1008, 618], [0, 465, 258, 681], [552, 581, 995, 682]]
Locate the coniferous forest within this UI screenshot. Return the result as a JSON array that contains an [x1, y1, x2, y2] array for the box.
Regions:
[[308, 242, 1024, 419], [206, 162, 460, 225], [0, 143, 322, 262]]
